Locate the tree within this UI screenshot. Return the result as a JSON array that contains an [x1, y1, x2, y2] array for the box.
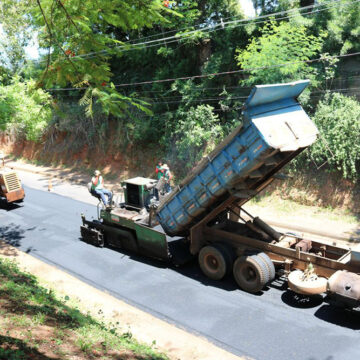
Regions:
[[313, 0, 360, 55], [236, 21, 324, 87], [29, 0, 174, 117], [309, 93, 360, 181], [0, 0, 34, 73], [0, 78, 52, 141]]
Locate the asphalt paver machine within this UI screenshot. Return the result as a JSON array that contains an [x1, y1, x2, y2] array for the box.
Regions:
[[0, 151, 25, 204], [81, 80, 360, 310]]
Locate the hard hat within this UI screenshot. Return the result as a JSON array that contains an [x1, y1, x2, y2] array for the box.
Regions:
[[94, 170, 101, 176], [162, 164, 169, 170]]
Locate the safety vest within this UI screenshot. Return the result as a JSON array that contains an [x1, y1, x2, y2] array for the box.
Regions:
[[156, 165, 164, 180], [91, 175, 103, 191]]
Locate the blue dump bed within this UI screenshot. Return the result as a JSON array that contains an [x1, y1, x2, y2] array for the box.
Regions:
[[156, 80, 319, 236]]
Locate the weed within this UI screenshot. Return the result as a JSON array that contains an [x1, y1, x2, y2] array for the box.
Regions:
[[0, 348, 26, 360], [32, 312, 46, 325], [0, 258, 169, 360], [10, 315, 32, 327]]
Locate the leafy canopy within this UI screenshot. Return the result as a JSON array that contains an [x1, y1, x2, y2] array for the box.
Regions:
[[236, 21, 324, 86], [0, 78, 52, 141], [174, 104, 224, 170], [31, 0, 174, 117], [310, 93, 360, 181]]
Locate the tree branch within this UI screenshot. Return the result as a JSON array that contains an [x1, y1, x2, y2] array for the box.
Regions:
[[36, 0, 79, 76], [57, 0, 81, 33]]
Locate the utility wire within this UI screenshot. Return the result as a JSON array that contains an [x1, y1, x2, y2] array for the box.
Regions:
[[52, 86, 360, 108], [71, 0, 356, 61], [46, 51, 360, 91], [33, 0, 357, 63]]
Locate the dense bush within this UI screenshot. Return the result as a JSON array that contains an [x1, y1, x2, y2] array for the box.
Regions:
[[0, 78, 52, 141], [174, 105, 224, 170], [309, 93, 360, 180]]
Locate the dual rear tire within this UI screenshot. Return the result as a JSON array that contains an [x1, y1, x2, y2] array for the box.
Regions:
[[233, 254, 275, 293], [198, 244, 275, 293]]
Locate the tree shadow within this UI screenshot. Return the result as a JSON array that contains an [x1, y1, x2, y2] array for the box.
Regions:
[[0, 335, 61, 360], [0, 223, 26, 248], [0, 241, 19, 257], [0, 271, 98, 331]]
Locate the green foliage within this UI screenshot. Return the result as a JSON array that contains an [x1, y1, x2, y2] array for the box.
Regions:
[[29, 0, 173, 118], [316, 0, 360, 54], [0, 0, 359, 186], [0, 258, 169, 360], [236, 21, 324, 87], [174, 104, 224, 169], [0, 0, 34, 72], [309, 93, 360, 180], [0, 78, 52, 141]]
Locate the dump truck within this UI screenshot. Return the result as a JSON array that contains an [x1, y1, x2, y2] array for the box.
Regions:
[[0, 151, 25, 204], [81, 80, 360, 309]]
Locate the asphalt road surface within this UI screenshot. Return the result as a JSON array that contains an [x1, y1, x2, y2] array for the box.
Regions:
[[1, 185, 360, 360]]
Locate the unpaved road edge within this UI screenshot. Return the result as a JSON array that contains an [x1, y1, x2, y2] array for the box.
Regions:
[[0, 241, 246, 360]]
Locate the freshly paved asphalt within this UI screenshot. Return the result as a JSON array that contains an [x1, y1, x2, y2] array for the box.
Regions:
[[1, 185, 360, 360]]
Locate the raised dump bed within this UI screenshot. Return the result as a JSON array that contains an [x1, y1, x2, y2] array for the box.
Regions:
[[156, 80, 318, 236]]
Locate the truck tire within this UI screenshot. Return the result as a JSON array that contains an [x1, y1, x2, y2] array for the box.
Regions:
[[213, 243, 235, 275], [199, 245, 228, 280], [256, 252, 275, 281], [233, 255, 268, 293]]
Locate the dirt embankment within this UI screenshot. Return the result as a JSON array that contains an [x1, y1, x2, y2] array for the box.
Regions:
[[0, 132, 161, 182], [1, 132, 359, 214], [256, 169, 360, 214]]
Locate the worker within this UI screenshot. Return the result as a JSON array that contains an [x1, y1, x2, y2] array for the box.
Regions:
[[154, 160, 164, 201], [162, 164, 172, 193], [155, 160, 164, 180], [90, 170, 113, 208]]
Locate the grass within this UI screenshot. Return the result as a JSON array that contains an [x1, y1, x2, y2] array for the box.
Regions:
[[0, 258, 169, 360], [248, 192, 359, 225]]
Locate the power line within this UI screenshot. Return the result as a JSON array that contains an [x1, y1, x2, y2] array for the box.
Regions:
[[46, 50, 360, 91], [72, 0, 356, 61], [52, 86, 360, 109], [34, 0, 358, 63]]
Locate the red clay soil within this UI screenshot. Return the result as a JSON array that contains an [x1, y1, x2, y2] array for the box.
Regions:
[[1, 132, 359, 213], [0, 133, 161, 181]]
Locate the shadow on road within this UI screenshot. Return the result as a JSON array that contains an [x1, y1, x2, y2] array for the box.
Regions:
[[314, 304, 360, 330], [106, 243, 244, 293], [109, 244, 268, 294], [0, 223, 27, 248], [0, 223, 38, 257], [281, 290, 324, 309], [0, 200, 22, 211]]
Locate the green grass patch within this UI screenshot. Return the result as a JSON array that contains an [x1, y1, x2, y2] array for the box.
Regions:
[[248, 193, 358, 225], [0, 258, 169, 360]]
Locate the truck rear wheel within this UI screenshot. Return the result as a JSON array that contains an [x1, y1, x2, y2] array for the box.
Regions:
[[199, 245, 229, 280], [233, 255, 268, 293], [213, 243, 235, 274], [256, 252, 275, 281]]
